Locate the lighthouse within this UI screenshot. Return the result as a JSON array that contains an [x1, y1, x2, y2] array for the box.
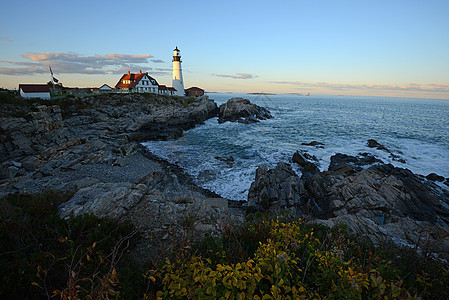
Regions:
[[172, 47, 185, 96]]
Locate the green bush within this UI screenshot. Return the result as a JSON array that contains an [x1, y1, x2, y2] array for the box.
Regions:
[[0, 191, 139, 299], [1, 192, 447, 299], [147, 216, 448, 299]]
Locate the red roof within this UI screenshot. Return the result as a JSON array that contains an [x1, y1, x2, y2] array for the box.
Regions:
[[158, 85, 167, 90], [185, 86, 204, 92], [19, 84, 50, 93], [115, 71, 158, 89], [167, 87, 177, 91]]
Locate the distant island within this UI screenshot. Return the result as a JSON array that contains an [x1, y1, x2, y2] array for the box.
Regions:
[[247, 92, 276, 95]]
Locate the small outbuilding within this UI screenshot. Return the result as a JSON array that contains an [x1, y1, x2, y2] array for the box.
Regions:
[[167, 87, 177, 96], [19, 84, 51, 99], [185, 87, 204, 97], [98, 84, 114, 93]]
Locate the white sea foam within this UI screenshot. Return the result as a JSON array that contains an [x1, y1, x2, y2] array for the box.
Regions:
[[143, 94, 449, 201]]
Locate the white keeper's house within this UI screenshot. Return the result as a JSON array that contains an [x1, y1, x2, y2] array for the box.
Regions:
[[18, 84, 51, 99], [115, 70, 177, 95]]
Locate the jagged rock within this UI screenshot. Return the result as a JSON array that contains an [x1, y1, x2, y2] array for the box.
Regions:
[[367, 139, 406, 163], [367, 139, 389, 151], [218, 98, 272, 124], [247, 162, 301, 215], [247, 152, 449, 253], [301, 155, 449, 253], [138, 97, 218, 141], [426, 173, 445, 182], [292, 150, 319, 174], [301, 141, 325, 147], [0, 105, 69, 163], [328, 153, 382, 173], [58, 182, 147, 219]]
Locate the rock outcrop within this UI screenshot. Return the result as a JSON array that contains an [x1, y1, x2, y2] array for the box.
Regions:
[[247, 153, 449, 254], [0, 93, 238, 261], [367, 139, 406, 163], [218, 98, 272, 124], [292, 150, 320, 175], [247, 162, 301, 215], [0, 105, 69, 165]]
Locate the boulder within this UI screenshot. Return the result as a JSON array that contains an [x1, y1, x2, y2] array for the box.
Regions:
[[292, 150, 319, 175], [367, 139, 388, 151], [328, 153, 382, 173], [247, 162, 302, 215], [218, 98, 272, 124], [367, 139, 406, 163], [301, 141, 325, 147], [426, 173, 445, 182], [58, 182, 147, 219]]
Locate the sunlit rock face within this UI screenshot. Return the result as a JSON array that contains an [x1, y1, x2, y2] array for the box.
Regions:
[[218, 98, 273, 124]]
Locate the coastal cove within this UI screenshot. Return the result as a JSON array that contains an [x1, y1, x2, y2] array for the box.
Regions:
[[1, 91, 449, 298], [144, 93, 449, 201]]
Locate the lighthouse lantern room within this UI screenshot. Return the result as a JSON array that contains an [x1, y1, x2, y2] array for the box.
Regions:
[[172, 47, 185, 96]]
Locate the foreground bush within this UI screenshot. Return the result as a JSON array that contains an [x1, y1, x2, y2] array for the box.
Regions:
[[1, 191, 448, 299], [147, 216, 448, 299], [0, 191, 139, 299]]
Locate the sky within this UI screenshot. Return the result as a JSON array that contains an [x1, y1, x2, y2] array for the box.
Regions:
[[1, 0, 448, 99]]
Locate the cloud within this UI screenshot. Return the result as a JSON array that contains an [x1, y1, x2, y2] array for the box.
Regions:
[[270, 81, 449, 94], [0, 52, 154, 75], [151, 59, 165, 63], [0, 36, 13, 42], [212, 73, 256, 79]]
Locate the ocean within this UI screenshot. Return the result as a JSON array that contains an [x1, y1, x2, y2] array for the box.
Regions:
[[143, 93, 449, 201]]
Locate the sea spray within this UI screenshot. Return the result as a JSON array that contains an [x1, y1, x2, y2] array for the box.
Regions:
[[143, 94, 449, 201]]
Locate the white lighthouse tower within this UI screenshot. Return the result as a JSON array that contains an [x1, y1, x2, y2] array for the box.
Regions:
[[172, 46, 185, 96]]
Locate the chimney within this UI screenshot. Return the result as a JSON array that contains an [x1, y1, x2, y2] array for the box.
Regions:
[[128, 71, 130, 75], [139, 70, 142, 74]]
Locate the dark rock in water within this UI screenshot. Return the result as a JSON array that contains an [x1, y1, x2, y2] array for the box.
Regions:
[[366, 139, 406, 163], [301, 141, 325, 147], [389, 153, 406, 164], [426, 173, 445, 182], [218, 98, 272, 124], [328, 153, 382, 173], [367, 139, 388, 151], [247, 162, 301, 215], [215, 156, 234, 167], [292, 150, 319, 175]]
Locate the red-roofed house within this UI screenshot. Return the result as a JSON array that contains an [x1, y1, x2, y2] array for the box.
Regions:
[[115, 70, 159, 93], [158, 85, 167, 95], [185, 87, 204, 97], [19, 84, 51, 99]]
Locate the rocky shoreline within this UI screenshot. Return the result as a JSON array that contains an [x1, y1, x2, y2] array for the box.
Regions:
[[1, 93, 449, 260], [0, 94, 248, 260]]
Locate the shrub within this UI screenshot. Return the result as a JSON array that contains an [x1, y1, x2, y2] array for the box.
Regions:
[[183, 97, 196, 108], [146, 217, 447, 299], [0, 191, 139, 299]]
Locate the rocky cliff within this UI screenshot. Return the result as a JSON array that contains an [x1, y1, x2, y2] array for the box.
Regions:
[[0, 93, 237, 260], [248, 152, 449, 255]]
